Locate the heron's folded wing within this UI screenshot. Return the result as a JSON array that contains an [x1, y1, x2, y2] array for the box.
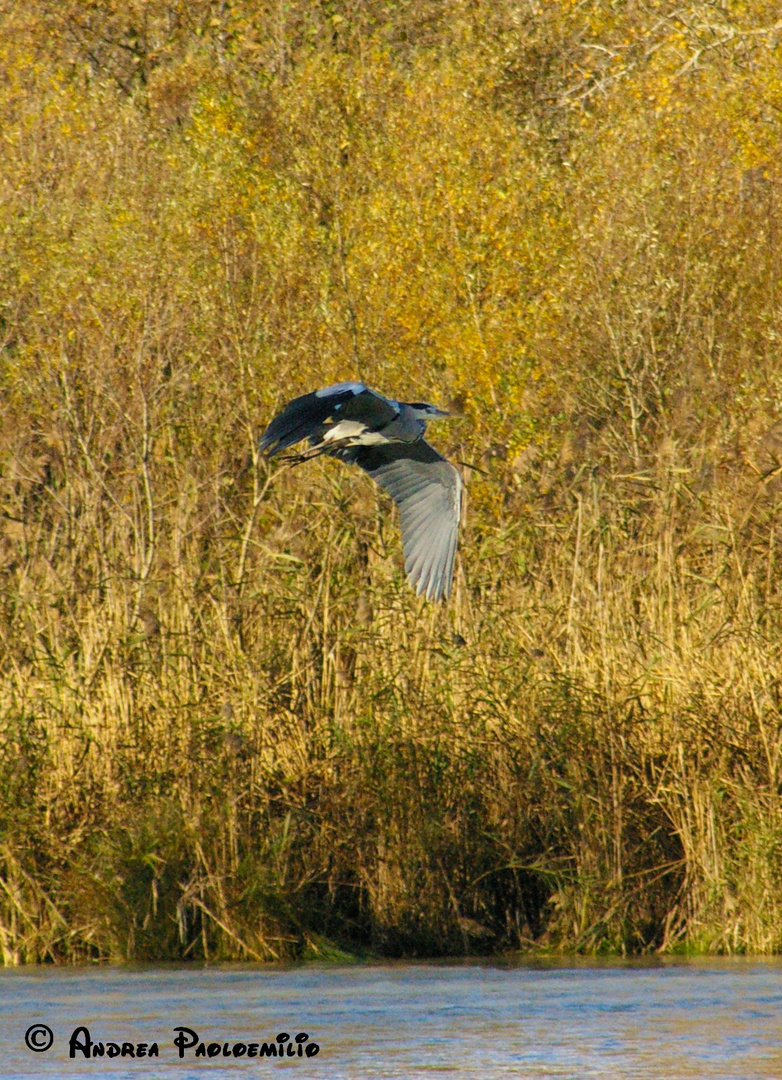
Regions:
[[260, 383, 398, 455], [344, 441, 462, 601]]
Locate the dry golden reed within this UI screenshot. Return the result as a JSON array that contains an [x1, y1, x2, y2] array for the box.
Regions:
[[1, 1, 782, 962]]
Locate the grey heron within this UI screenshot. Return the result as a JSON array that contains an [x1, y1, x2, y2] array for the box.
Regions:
[[260, 381, 462, 601]]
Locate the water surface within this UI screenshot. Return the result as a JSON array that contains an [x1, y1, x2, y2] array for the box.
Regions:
[[2, 958, 781, 1078]]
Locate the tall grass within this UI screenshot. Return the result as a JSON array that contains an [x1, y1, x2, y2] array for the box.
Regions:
[[2, 0, 782, 961]]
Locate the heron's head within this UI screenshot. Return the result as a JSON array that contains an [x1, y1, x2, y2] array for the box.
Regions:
[[405, 402, 452, 422]]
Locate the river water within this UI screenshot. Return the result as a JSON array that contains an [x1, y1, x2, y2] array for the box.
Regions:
[[1, 959, 781, 1078]]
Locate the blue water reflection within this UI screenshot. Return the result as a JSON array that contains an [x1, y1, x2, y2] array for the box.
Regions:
[[1, 959, 781, 1078]]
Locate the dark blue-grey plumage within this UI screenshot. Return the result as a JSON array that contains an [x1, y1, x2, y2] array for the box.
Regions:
[[260, 381, 461, 601], [259, 382, 395, 456]]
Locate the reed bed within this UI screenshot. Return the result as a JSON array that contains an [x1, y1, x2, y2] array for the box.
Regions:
[[1, 0, 782, 961]]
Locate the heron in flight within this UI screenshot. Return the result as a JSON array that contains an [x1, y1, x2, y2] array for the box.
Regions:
[[260, 381, 462, 601]]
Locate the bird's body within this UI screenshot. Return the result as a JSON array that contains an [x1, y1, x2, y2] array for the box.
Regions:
[[260, 382, 461, 601]]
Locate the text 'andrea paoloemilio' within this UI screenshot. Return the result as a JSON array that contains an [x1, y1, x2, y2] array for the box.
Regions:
[[68, 1026, 320, 1059]]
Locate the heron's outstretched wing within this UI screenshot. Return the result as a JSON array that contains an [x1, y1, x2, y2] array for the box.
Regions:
[[340, 440, 462, 601], [260, 382, 398, 456]]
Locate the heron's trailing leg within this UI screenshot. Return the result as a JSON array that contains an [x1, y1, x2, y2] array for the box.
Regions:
[[279, 445, 329, 466], [280, 438, 357, 466]]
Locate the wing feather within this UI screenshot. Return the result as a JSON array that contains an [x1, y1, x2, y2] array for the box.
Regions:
[[341, 440, 462, 601], [260, 383, 399, 456]]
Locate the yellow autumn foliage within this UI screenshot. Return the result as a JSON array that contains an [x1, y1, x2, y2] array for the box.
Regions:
[[2, 1, 782, 961]]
